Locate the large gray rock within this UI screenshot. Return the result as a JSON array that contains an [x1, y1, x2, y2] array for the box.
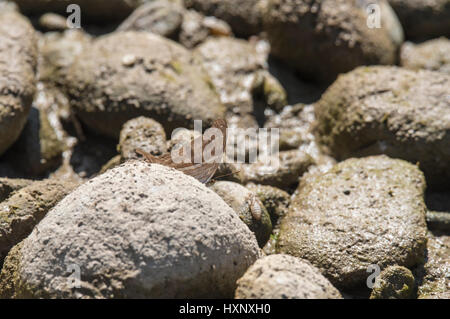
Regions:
[[388, 0, 450, 40], [315, 66, 450, 189], [0, 161, 260, 298], [262, 0, 400, 84], [277, 156, 428, 289], [0, 11, 37, 156], [235, 254, 342, 299], [64, 31, 225, 138], [401, 38, 450, 74]]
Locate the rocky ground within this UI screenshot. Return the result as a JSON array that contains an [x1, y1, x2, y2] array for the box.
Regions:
[[0, 0, 449, 299]]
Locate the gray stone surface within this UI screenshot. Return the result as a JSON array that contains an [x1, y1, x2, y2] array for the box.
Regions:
[[235, 254, 342, 299], [315, 66, 450, 189], [0, 161, 260, 298], [0, 11, 37, 156], [263, 0, 399, 83], [64, 32, 225, 138], [277, 156, 428, 289]]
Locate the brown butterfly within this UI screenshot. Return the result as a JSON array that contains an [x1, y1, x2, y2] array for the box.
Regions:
[[136, 119, 227, 184]]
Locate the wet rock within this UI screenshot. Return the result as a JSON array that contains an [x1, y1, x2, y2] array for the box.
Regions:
[[0, 179, 79, 266], [235, 254, 342, 299], [64, 32, 225, 138], [240, 150, 313, 191], [38, 29, 91, 85], [388, 0, 450, 40], [401, 38, 450, 74], [194, 37, 286, 126], [11, 0, 144, 23], [262, 0, 400, 84], [315, 66, 450, 190], [0, 178, 32, 203], [245, 184, 290, 227], [117, 0, 184, 39], [179, 10, 232, 49], [0, 11, 37, 156], [0, 161, 260, 298], [277, 156, 428, 289], [210, 181, 272, 247], [185, 0, 264, 37], [118, 117, 167, 161], [370, 266, 415, 299], [417, 233, 450, 299], [38, 13, 69, 32]]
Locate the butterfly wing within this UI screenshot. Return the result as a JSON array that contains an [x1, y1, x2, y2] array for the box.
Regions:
[[136, 119, 227, 184]]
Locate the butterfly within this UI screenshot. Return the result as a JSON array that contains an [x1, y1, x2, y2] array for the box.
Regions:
[[136, 119, 228, 184]]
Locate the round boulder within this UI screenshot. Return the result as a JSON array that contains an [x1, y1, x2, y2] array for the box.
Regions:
[[262, 0, 400, 84], [235, 254, 342, 299], [0, 11, 37, 156], [277, 156, 428, 289], [315, 66, 450, 189], [64, 31, 225, 138], [0, 161, 260, 298]]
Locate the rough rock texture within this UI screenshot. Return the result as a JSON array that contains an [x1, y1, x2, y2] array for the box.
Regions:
[[240, 150, 313, 191], [426, 211, 450, 233], [0, 11, 37, 156], [245, 183, 290, 226], [401, 38, 450, 74], [185, 0, 264, 37], [277, 156, 428, 289], [417, 233, 450, 299], [235, 254, 342, 299], [388, 0, 450, 40], [370, 266, 415, 299], [0, 178, 32, 203], [315, 66, 450, 190], [263, 0, 400, 84], [0, 179, 79, 266], [38, 30, 91, 85], [0, 161, 260, 298], [118, 117, 167, 161], [117, 0, 184, 39], [194, 37, 286, 128], [64, 32, 225, 138], [11, 0, 145, 23], [210, 181, 272, 247]]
